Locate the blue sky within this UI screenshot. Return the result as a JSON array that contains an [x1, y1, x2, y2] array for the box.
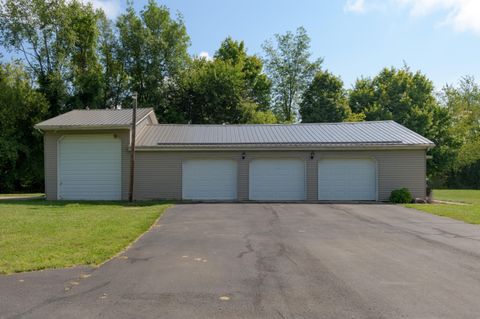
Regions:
[[5, 0, 480, 89]]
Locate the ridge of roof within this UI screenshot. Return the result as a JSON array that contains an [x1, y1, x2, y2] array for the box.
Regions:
[[147, 120, 396, 127], [67, 108, 153, 112]]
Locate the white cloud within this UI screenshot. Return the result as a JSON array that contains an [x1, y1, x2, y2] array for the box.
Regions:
[[344, 0, 367, 13], [198, 51, 213, 61], [397, 0, 480, 34], [83, 0, 121, 19], [346, 0, 480, 35]]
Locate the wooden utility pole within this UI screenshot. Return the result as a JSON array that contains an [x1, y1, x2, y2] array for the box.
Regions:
[[128, 92, 138, 202]]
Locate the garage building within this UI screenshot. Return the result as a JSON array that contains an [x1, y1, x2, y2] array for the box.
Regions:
[[35, 108, 434, 201]]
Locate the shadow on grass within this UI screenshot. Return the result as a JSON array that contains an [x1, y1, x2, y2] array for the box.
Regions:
[[0, 198, 175, 207]]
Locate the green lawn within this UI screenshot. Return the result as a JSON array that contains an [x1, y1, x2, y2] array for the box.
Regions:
[[432, 189, 480, 204], [406, 189, 480, 225], [0, 200, 170, 274], [0, 193, 44, 198]]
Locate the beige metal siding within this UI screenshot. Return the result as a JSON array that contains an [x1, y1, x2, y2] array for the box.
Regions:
[[44, 132, 60, 200], [134, 149, 426, 201], [43, 130, 130, 200], [44, 133, 426, 202], [315, 150, 427, 200], [136, 114, 154, 136], [306, 158, 318, 201], [134, 152, 243, 200], [134, 151, 310, 200], [316, 150, 426, 200]]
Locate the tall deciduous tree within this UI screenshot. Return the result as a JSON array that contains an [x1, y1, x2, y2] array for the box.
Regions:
[[66, 0, 103, 110], [98, 14, 129, 109], [442, 76, 480, 143], [172, 38, 275, 124], [173, 55, 276, 124], [215, 37, 271, 110], [441, 76, 480, 188], [300, 70, 350, 123], [0, 0, 103, 115], [262, 27, 322, 122], [116, 0, 190, 121], [0, 62, 49, 192], [174, 58, 244, 124], [349, 66, 457, 176]]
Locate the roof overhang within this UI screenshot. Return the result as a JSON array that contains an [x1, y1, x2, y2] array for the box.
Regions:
[[133, 143, 434, 151], [34, 125, 131, 131], [34, 108, 155, 132]]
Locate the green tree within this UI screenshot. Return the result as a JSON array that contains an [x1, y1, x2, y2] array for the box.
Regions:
[[66, 1, 104, 109], [0, 0, 103, 115], [441, 76, 480, 188], [174, 58, 246, 124], [0, 62, 49, 192], [300, 70, 350, 123], [241, 101, 277, 124], [98, 14, 129, 108], [215, 37, 271, 110], [116, 0, 190, 121], [172, 38, 275, 124], [442, 76, 480, 143], [262, 27, 322, 122], [349, 66, 457, 176]]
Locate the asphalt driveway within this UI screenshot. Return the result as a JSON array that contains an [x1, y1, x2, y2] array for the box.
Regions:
[[2, 204, 480, 319]]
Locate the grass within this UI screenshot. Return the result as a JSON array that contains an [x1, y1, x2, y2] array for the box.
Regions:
[[0, 193, 44, 198], [432, 189, 480, 204], [0, 200, 171, 274], [405, 189, 480, 225]]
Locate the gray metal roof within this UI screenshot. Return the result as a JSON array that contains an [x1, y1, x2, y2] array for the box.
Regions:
[[35, 108, 154, 130], [136, 121, 434, 149]]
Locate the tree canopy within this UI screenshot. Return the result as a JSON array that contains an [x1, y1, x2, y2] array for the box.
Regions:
[[0, 0, 103, 115], [300, 70, 350, 123], [116, 0, 190, 122], [172, 38, 275, 124], [262, 27, 322, 122], [440, 76, 480, 188], [0, 62, 49, 192], [349, 66, 458, 177]]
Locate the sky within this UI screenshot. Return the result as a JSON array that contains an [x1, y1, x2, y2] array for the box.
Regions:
[[5, 0, 480, 89]]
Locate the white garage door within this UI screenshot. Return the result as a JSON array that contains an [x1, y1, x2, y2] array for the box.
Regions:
[[318, 159, 376, 201], [58, 135, 121, 200], [249, 159, 305, 200], [182, 160, 237, 200]]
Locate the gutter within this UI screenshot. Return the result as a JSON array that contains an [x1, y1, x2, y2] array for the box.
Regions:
[[132, 144, 435, 152], [34, 125, 132, 132]]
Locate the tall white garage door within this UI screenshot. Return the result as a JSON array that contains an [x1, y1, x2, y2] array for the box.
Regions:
[[182, 160, 237, 200], [58, 135, 121, 200], [249, 159, 305, 201], [318, 159, 376, 201]]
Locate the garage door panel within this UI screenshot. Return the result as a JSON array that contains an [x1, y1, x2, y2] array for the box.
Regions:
[[182, 160, 237, 200], [249, 159, 305, 201], [59, 135, 121, 200], [318, 159, 376, 201]]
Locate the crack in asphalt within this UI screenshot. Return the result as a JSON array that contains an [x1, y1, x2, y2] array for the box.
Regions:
[[237, 238, 254, 259], [245, 204, 385, 319], [8, 281, 110, 319]]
